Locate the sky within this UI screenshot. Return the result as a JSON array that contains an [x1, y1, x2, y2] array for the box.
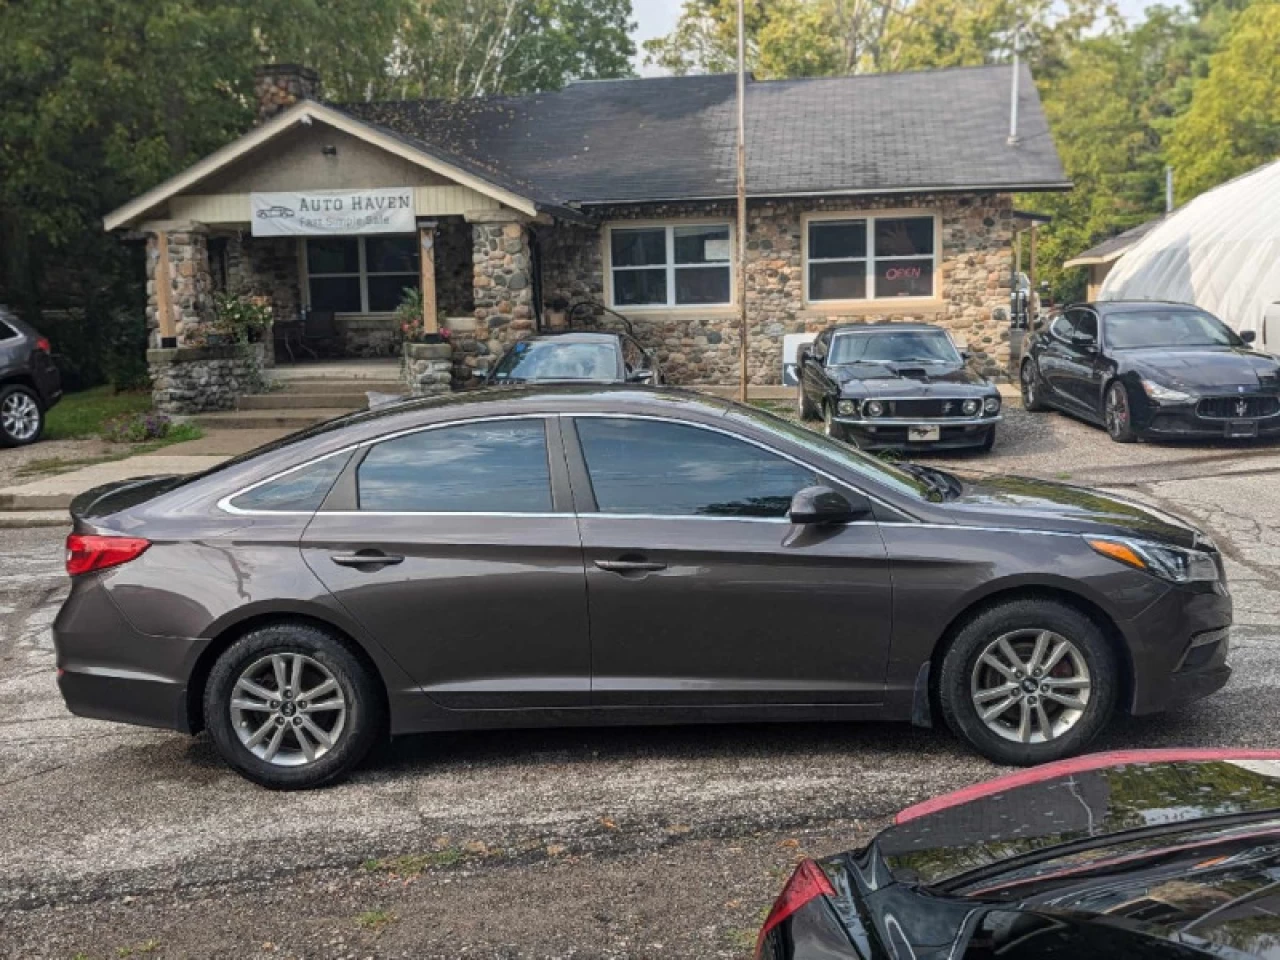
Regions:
[[629, 0, 1171, 75]]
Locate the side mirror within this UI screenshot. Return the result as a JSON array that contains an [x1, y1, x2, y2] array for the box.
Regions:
[[788, 485, 871, 525], [1241, 330, 1257, 344], [626, 369, 655, 385], [960, 349, 973, 361]]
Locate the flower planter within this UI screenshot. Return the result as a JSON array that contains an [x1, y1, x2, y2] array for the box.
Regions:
[[402, 341, 454, 397]]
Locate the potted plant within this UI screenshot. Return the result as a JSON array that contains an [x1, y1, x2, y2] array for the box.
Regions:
[[396, 287, 450, 345], [212, 292, 273, 345]]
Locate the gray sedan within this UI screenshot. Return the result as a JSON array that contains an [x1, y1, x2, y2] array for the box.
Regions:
[[54, 387, 1230, 788]]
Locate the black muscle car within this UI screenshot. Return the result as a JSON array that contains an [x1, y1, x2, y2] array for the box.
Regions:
[[1020, 300, 1280, 442], [757, 749, 1280, 960], [796, 323, 1002, 451]]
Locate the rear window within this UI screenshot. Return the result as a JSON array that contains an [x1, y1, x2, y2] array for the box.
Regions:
[[228, 452, 350, 513], [0, 320, 18, 341]]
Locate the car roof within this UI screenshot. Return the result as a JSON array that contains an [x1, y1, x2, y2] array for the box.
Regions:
[[1078, 300, 1207, 314], [830, 322, 944, 334], [518, 331, 623, 344]]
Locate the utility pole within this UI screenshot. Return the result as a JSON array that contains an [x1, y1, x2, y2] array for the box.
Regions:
[[736, 0, 749, 403], [1007, 22, 1021, 146]]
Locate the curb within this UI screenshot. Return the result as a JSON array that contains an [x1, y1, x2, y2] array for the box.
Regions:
[[0, 511, 70, 529]]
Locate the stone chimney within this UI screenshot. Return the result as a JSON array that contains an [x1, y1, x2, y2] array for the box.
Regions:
[[253, 64, 320, 125]]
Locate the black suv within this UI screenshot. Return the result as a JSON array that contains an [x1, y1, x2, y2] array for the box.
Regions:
[[0, 309, 62, 446]]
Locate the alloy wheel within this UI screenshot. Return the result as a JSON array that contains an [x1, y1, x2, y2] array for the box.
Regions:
[[969, 629, 1091, 744], [1, 392, 40, 442], [823, 404, 834, 437], [1106, 385, 1129, 436], [229, 653, 347, 766], [1020, 365, 1036, 407]]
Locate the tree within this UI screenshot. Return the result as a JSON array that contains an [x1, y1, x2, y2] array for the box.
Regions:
[[1166, 1, 1280, 201]]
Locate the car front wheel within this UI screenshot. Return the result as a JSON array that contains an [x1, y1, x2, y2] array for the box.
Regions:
[[0, 385, 44, 447], [1020, 360, 1048, 412], [937, 598, 1117, 766], [822, 402, 847, 443], [204, 622, 383, 790], [797, 384, 816, 421], [1105, 381, 1138, 443]]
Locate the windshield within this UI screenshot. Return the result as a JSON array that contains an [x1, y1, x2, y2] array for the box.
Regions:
[[1105, 309, 1243, 350], [829, 329, 960, 365], [728, 403, 939, 502], [491, 340, 619, 382]]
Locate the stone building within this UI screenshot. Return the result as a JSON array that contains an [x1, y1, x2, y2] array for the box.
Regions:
[[104, 64, 1069, 410]]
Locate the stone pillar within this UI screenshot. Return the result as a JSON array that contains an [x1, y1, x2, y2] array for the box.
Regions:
[[148, 344, 266, 415], [468, 210, 534, 362], [402, 342, 454, 397], [253, 65, 320, 125], [144, 224, 214, 348]]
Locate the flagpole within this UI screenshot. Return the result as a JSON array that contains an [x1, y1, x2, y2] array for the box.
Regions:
[[736, 0, 748, 403]]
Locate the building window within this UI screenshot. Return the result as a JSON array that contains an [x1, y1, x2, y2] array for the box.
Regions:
[[806, 214, 936, 303], [608, 224, 732, 309], [305, 236, 419, 314]]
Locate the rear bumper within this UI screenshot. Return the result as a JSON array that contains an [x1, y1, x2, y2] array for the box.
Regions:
[[52, 573, 201, 734]]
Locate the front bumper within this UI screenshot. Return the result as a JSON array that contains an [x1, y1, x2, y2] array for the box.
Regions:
[[1121, 579, 1233, 715], [1137, 400, 1280, 440], [834, 414, 1001, 450]]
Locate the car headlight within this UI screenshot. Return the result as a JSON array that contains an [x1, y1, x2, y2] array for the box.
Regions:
[[837, 399, 856, 416], [864, 400, 884, 417], [983, 395, 1001, 414], [1086, 536, 1220, 583], [1141, 378, 1194, 404], [962, 398, 981, 416]]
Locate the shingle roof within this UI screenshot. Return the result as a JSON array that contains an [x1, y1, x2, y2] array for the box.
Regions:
[[1064, 216, 1165, 267], [331, 64, 1069, 211]]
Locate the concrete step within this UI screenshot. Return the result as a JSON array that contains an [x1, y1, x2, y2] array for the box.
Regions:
[[239, 392, 389, 411], [192, 408, 355, 431], [272, 379, 404, 396]]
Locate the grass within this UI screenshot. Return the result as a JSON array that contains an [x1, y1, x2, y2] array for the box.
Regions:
[[45, 386, 153, 440], [355, 908, 397, 932]]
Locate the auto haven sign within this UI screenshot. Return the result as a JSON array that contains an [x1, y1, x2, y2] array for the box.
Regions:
[[250, 188, 415, 236]]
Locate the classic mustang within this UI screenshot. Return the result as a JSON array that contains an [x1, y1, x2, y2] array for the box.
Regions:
[[797, 322, 1002, 451], [1020, 300, 1280, 442]]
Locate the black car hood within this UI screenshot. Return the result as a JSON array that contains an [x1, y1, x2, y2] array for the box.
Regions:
[[832, 362, 990, 397], [939, 473, 1201, 547], [1123, 347, 1280, 391], [821, 751, 1280, 960]]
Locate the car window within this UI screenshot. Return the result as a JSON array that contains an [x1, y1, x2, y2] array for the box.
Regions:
[[229, 452, 352, 513], [1049, 313, 1077, 341], [1068, 309, 1097, 342], [574, 418, 820, 518], [621, 337, 646, 373], [829, 329, 960, 365], [357, 420, 552, 513], [0, 319, 17, 341], [490, 340, 619, 382]]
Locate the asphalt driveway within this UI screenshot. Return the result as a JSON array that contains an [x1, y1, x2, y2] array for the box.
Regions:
[[3, 399, 1280, 958]]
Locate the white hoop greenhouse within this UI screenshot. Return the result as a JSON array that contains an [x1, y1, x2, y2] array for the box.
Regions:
[[1100, 158, 1280, 349]]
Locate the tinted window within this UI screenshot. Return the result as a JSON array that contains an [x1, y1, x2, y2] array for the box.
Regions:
[[1068, 309, 1097, 341], [490, 340, 620, 382], [358, 420, 552, 513], [1050, 313, 1077, 340], [230, 452, 351, 512], [575, 418, 819, 518], [829, 330, 959, 365], [0, 319, 18, 341]]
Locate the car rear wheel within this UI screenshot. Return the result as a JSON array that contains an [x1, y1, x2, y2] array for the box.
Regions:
[[204, 622, 383, 790], [1020, 360, 1047, 412], [0, 385, 44, 447], [938, 598, 1117, 766], [1105, 382, 1138, 443]]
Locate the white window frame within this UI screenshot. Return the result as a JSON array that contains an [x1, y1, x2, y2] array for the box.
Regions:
[[299, 236, 419, 314], [604, 221, 735, 311], [803, 211, 941, 308]]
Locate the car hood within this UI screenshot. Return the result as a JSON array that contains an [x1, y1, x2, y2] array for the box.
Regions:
[[1123, 347, 1280, 391], [832, 362, 991, 397], [939, 473, 1202, 548], [817, 751, 1280, 960]]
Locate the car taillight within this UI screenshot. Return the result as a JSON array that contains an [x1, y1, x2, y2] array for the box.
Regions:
[[35, 336, 51, 353], [756, 859, 836, 957], [65, 534, 151, 576]]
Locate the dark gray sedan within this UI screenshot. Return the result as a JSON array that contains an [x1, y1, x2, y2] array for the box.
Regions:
[[1, 308, 62, 446], [54, 388, 1231, 789]]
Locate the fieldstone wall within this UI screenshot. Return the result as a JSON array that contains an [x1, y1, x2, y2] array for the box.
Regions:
[[145, 226, 214, 347], [471, 214, 534, 365], [336, 315, 399, 358], [402, 342, 453, 397], [446, 315, 490, 389], [539, 194, 1015, 384], [225, 235, 300, 324], [148, 344, 266, 415]]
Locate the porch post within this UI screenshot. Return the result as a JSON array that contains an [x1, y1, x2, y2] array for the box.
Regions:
[[149, 230, 177, 347], [419, 220, 439, 333], [466, 208, 533, 360], [143, 221, 214, 346]]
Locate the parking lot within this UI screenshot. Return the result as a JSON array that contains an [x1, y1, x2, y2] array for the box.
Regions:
[[3, 400, 1280, 958]]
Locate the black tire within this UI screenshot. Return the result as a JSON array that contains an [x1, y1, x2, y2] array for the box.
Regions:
[[822, 401, 848, 443], [0, 384, 45, 447], [1019, 360, 1048, 412], [937, 597, 1117, 766], [797, 384, 816, 421], [979, 426, 997, 452], [204, 622, 384, 790], [1104, 381, 1138, 443]]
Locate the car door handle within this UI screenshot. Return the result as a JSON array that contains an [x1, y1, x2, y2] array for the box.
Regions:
[[330, 551, 404, 568], [594, 559, 667, 573]]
